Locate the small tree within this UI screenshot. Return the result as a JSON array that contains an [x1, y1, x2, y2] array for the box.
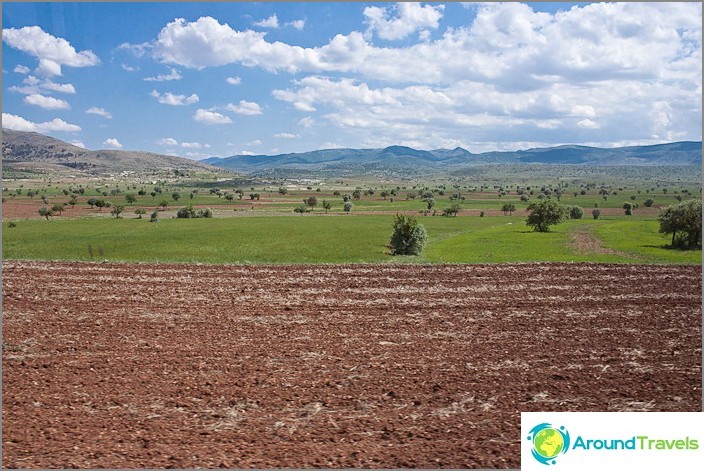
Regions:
[[293, 204, 307, 214], [95, 199, 107, 211], [443, 203, 461, 217], [111, 205, 124, 218], [658, 199, 702, 248], [425, 197, 436, 211], [159, 200, 169, 210], [68, 195, 78, 208], [389, 214, 427, 255], [592, 208, 601, 220], [135, 208, 147, 219], [305, 195, 318, 211], [322, 200, 332, 213], [623, 202, 633, 215], [87, 197, 98, 209], [38, 206, 53, 220], [225, 193, 234, 202], [526, 199, 568, 232], [501, 203, 516, 215], [51, 203, 65, 215], [278, 187, 288, 195], [569, 205, 584, 219], [172, 192, 181, 201], [343, 201, 354, 213], [125, 194, 137, 205], [644, 198, 655, 207], [150, 211, 159, 222], [352, 189, 362, 200]]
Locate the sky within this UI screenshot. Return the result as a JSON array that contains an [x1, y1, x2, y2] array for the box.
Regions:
[[1, 2, 702, 160]]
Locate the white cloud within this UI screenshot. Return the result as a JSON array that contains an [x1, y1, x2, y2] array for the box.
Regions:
[[24, 93, 70, 110], [70, 141, 86, 148], [225, 76, 241, 85], [180, 141, 202, 148], [41, 81, 76, 94], [156, 137, 179, 146], [238, 150, 257, 156], [274, 132, 299, 139], [149, 90, 199, 105], [144, 67, 182, 81], [86, 107, 112, 119], [2, 113, 81, 132], [363, 3, 444, 41], [246, 139, 262, 146], [121, 63, 139, 72], [577, 119, 600, 130], [298, 116, 315, 128], [14, 65, 30, 74], [103, 138, 123, 149], [286, 19, 306, 31], [225, 100, 263, 115], [2, 26, 100, 76], [193, 108, 232, 125], [254, 14, 279, 29]]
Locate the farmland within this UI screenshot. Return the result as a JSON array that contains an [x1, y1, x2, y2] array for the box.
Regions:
[[2, 260, 701, 468]]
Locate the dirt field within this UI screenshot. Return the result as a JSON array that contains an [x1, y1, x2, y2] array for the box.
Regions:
[[2, 261, 701, 468]]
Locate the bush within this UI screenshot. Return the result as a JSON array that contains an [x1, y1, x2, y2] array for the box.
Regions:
[[623, 202, 633, 215], [111, 205, 124, 218], [293, 204, 307, 214], [150, 211, 159, 222], [176, 204, 213, 218], [443, 203, 461, 217], [658, 199, 702, 248], [526, 199, 568, 232], [8, 221, 17, 228], [135, 208, 147, 219], [569, 205, 584, 219], [343, 202, 354, 213], [644, 198, 654, 207], [592, 208, 601, 220], [389, 214, 427, 255]]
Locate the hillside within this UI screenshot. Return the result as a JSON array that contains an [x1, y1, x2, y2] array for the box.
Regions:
[[203, 141, 702, 177], [1, 128, 230, 178]]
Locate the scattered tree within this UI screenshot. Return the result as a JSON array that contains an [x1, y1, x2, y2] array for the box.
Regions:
[[501, 203, 516, 215], [343, 201, 354, 213], [526, 199, 569, 232], [135, 208, 147, 219], [442, 203, 461, 217], [172, 192, 181, 201], [125, 194, 137, 205], [159, 200, 169, 210], [623, 202, 633, 215], [305, 195, 318, 210], [592, 208, 601, 220], [150, 211, 159, 222], [51, 203, 65, 215], [38, 206, 53, 220], [322, 199, 332, 213], [569, 205, 584, 219], [658, 199, 702, 248], [111, 205, 124, 218], [389, 214, 427, 255], [644, 198, 655, 207]]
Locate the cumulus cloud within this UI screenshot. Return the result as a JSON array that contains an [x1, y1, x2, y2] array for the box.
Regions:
[[13, 65, 30, 74], [193, 108, 232, 124], [254, 14, 279, 29], [121, 63, 139, 72], [363, 2, 444, 40], [298, 116, 315, 128], [41, 81, 76, 94], [2, 26, 99, 76], [246, 139, 262, 146], [103, 138, 123, 148], [8, 76, 76, 95], [577, 119, 600, 129], [24, 93, 70, 110], [274, 132, 299, 139], [156, 137, 179, 146], [225, 100, 263, 115], [144, 67, 182, 81], [2, 112, 81, 132], [86, 107, 112, 119], [286, 19, 306, 31], [149, 90, 199, 105], [225, 76, 241, 85]]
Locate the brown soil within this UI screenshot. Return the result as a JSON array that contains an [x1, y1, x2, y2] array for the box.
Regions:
[[2, 261, 701, 468]]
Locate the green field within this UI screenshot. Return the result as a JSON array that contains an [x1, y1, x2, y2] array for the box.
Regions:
[[3, 214, 700, 265]]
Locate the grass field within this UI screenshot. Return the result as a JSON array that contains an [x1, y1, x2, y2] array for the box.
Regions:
[[3, 213, 700, 265]]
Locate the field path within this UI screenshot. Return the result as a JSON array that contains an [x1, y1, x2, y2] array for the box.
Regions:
[[2, 261, 701, 468]]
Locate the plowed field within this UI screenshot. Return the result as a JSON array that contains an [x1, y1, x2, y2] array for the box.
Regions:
[[2, 261, 701, 468]]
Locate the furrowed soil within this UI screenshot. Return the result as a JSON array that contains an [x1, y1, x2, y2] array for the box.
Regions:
[[2, 261, 701, 468]]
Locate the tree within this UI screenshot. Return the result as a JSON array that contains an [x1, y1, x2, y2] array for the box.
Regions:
[[342, 193, 352, 202], [225, 193, 234, 202], [658, 199, 702, 248], [380, 190, 389, 200], [352, 189, 362, 200], [95, 199, 107, 211], [172, 192, 181, 201], [68, 195, 78, 207], [293, 204, 307, 214], [644, 198, 655, 207], [87, 198, 98, 208], [278, 187, 288, 195], [623, 202, 633, 215], [135, 208, 147, 219], [501, 203, 516, 215], [443, 203, 461, 217], [389, 214, 427, 255], [51, 203, 65, 215], [111, 205, 124, 218], [569, 205, 584, 219], [150, 211, 159, 223], [526, 199, 568, 232], [305, 195, 318, 210], [425, 197, 436, 211], [343, 201, 354, 213], [159, 200, 169, 210], [38, 206, 53, 220], [322, 199, 332, 213], [125, 194, 137, 205], [592, 208, 601, 220]]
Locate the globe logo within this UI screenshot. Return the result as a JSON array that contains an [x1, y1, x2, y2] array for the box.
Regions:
[[527, 423, 571, 465]]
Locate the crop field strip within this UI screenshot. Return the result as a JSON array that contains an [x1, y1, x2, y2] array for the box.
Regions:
[[2, 261, 700, 468]]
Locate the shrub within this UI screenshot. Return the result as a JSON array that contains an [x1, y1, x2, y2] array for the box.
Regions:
[[343, 202, 354, 213], [111, 205, 124, 218], [592, 208, 601, 220], [38, 206, 53, 220], [293, 204, 307, 214], [623, 202, 633, 215], [443, 203, 461, 217], [8, 221, 17, 228], [322, 200, 332, 213], [389, 214, 427, 255], [644, 198, 655, 207], [569, 205, 584, 219], [135, 208, 147, 219], [501, 203, 516, 215]]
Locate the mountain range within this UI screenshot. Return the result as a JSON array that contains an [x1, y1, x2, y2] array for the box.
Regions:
[[2, 128, 701, 179], [203, 142, 702, 177], [1, 128, 227, 178]]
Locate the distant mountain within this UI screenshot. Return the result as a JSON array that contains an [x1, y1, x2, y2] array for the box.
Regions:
[[203, 141, 702, 177], [1, 128, 229, 177]]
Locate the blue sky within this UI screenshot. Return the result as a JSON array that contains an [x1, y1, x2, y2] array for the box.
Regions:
[[2, 2, 701, 159]]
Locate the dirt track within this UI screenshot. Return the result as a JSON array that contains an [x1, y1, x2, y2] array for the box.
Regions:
[[2, 261, 701, 468]]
